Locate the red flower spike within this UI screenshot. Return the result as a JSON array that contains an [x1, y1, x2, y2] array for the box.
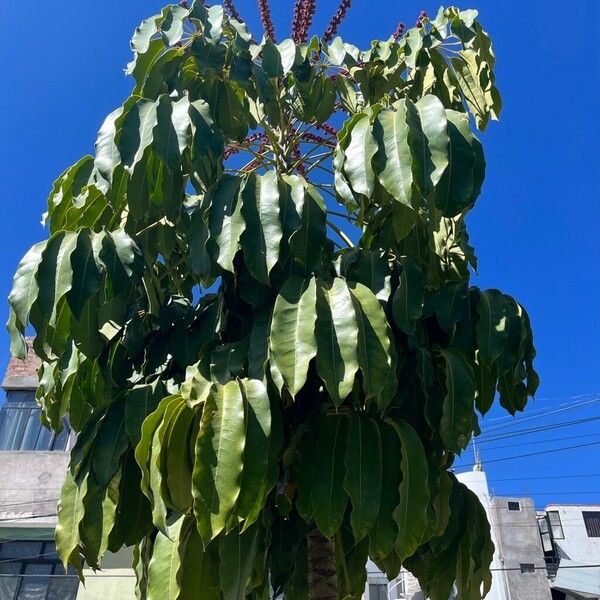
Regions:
[[323, 0, 352, 43], [257, 0, 277, 41]]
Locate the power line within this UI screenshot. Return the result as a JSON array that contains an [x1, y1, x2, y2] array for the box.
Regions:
[[477, 415, 600, 443], [480, 396, 600, 434], [489, 473, 600, 482], [457, 439, 600, 469], [477, 430, 600, 450]]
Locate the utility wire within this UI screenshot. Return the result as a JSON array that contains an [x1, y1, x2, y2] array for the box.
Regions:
[[457, 439, 600, 469]]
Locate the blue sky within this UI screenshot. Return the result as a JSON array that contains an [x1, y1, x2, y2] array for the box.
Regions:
[[0, 1, 599, 506]]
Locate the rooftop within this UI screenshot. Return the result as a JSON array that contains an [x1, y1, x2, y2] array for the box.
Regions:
[[2, 339, 40, 390]]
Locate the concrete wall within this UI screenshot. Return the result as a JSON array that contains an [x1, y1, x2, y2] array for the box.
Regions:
[[492, 496, 552, 600], [0, 450, 68, 526]]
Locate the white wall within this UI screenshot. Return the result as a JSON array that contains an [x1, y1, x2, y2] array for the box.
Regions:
[[545, 504, 600, 563]]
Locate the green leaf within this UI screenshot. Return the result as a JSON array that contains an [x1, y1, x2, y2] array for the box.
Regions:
[[349, 282, 395, 406], [193, 381, 245, 545], [373, 103, 414, 207], [161, 5, 189, 46], [219, 523, 260, 600], [131, 13, 162, 53], [369, 421, 401, 561], [344, 415, 381, 542], [153, 94, 190, 169], [285, 176, 327, 274], [119, 98, 159, 172], [164, 400, 196, 511], [66, 230, 104, 320], [433, 110, 478, 217], [125, 382, 164, 448], [55, 470, 87, 574], [315, 277, 359, 405], [392, 257, 424, 334], [79, 470, 120, 567], [311, 416, 348, 538], [179, 517, 220, 599], [269, 276, 317, 397], [476, 289, 508, 364], [408, 95, 450, 198], [439, 348, 476, 453], [388, 419, 430, 560], [235, 379, 272, 526], [7, 241, 46, 356], [92, 400, 129, 486], [95, 106, 126, 184], [146, 513, 185, 600], [207, 175, 245, 272], [240, 171, 283, 284], [343, 113, 378, 198]]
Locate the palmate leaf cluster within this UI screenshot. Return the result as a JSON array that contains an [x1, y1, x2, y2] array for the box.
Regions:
[[7, 3, 537, 600]]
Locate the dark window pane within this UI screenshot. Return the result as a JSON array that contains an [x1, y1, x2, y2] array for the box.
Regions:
[[0, 390, 70, 451], [0, 542, 43, 559], [582, 511, 600, 537], [520, 563, 535, 574], [369, 584, 387, 600], [508, 501, 520, 511]]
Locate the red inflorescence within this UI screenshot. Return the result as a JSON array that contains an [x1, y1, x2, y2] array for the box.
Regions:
[[292, 144, 308, 176], [292, 0, 318, 44], [392, 22, 406, 40], [301, 132, 337, 147], [415, 10, 428, 28], [223, 0, 243, 22], [315, 122, 338, 137], [322, 0, 352, 43], [257, 0, 277, 41]]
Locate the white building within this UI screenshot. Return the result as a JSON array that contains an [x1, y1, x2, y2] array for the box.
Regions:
[[540, 503, 600, 600]]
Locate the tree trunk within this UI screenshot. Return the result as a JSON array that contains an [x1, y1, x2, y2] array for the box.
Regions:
[[307, 526, 337, 600]]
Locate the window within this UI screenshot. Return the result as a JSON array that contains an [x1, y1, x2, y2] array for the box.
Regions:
[[508, 501, 521, 511], [538, 516, 554, 553], [0, 391, 70, 451], [0, 540, 78, 599], [547, 511, 564, 539], [368, 584, 388, 600], [582, 511, 600, 537], [520, 563, 535, 574]]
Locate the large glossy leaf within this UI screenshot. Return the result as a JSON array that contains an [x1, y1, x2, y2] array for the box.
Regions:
[[349, 282, 395, 407], [344, 415, 381, 542], [392, 257, 424, 334], [373, 103, 414, 207], [269, 276, 317, 396], [235, 379, 272, 526], [315, 277, 359, 405], [240, 171, 282, 284], [388, 419, 430, 560], [369, 420, 401, 560], [146, 514, 185, 600], [476, 289, 508, 364], [311, 416, 348, 538], [118, 98, 159, 172], [193, 381, 245, 545], [219, 523, 260, 600], [343, 113, 378, 198], [56, 471, 87, 574], [207, 175, 245, 272], [439, 348, 476, 452], [7, 241, 46, 356]]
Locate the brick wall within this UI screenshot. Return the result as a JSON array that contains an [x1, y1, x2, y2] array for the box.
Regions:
[[2, 338, 40, 390]]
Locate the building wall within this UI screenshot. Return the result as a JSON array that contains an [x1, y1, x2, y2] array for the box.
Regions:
[[0, 347, 134, 599], [492, 496, 552, 600], [546, 504, 600, 561]]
